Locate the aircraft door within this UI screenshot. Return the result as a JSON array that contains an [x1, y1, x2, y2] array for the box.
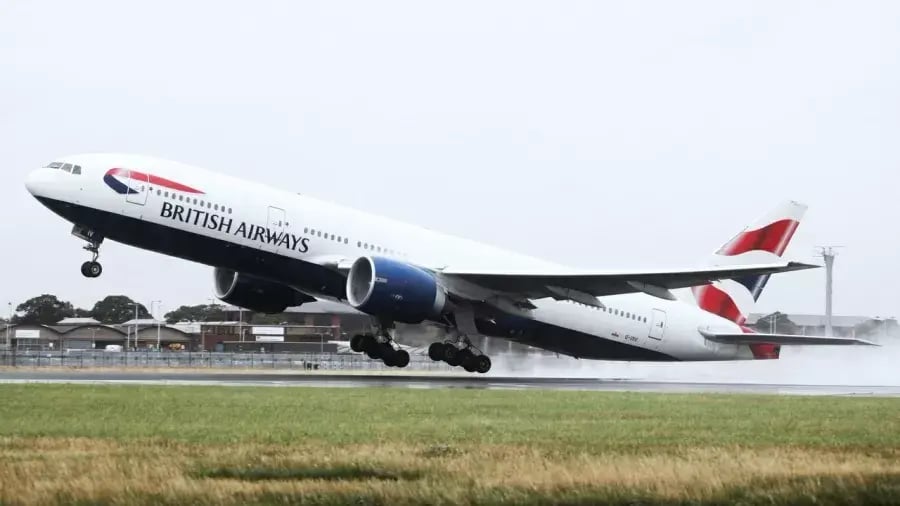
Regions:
[[648, 309, 666, 340], [267, 206, 286, 253], [125, 170, 149, 206]]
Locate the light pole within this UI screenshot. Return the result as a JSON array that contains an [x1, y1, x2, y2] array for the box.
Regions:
[[128, 302, 139, 350], [151, 300, 162, 350], [239, 307, 244, 342], [5, 302, 11, 350]]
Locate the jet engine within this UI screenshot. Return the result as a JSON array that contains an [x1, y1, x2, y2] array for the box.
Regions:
[[346, 256, 449, 323], [213, 267, 312, 314]]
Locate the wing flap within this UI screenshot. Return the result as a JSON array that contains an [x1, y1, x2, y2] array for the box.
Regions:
[[699, 329, 878, 346]]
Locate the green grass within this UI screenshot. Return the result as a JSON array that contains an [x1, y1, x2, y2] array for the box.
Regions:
[[0, 384, 898, 505]]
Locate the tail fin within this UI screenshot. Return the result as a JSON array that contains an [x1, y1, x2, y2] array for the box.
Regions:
[[692, 200, 807, 326]]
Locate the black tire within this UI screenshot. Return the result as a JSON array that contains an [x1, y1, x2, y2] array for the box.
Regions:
[[382, 352, 396, 367], [366, 344, 382, 360], [475, 355, 491, 374], [88, 262, 102, 277], [428, 342, 444, 362], [393, 349, 410, 368], [443, 344, 461, 366], [350, 334, 365, 353], [462, 356, 477, 373], [80, 262, 92, 277]]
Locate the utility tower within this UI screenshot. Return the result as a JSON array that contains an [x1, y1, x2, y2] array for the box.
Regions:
[[815, 246, 843, 336]]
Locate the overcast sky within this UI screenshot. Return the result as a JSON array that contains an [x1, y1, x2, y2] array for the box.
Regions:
[[1, 1, 898, 319]]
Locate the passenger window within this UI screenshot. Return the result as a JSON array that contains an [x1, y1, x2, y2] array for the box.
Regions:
[[310, 229, 316, 235], [72, 165, 82, 175], [228, 208, 232, 214], [304, 228, 309, 234], [156, 190, 161, 196], [164, 191, 169, 198], [214, 204, 219, 211], [344, 238, 349, 244], [357, 241, 362, 247]]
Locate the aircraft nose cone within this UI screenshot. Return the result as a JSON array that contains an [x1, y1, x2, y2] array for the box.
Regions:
[[25, 168, 53, 196]]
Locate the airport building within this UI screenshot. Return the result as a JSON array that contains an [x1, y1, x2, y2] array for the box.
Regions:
[[4, 303, 890, 352], [0, 300, 374, 352], [745, 313, 885, 337]]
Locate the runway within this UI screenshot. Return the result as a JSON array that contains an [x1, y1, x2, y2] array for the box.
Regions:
[[1, 370, 898, 396]]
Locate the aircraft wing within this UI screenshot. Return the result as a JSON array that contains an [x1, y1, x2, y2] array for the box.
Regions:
[[439, 261, 818, 303], [698, 329, 878, 346]]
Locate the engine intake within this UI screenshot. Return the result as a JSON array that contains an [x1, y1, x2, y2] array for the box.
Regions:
[[214, 267, 311, 314], [346, 256, 448, 323]]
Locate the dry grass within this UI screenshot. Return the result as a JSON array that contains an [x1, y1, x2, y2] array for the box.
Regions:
[[1, 438, 897, 505], [0, 384, 898, 505]]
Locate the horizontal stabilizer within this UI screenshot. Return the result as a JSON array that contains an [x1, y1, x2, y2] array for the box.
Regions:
[[699, 329, 878, 346]]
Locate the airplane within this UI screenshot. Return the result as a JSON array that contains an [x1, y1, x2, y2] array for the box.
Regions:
[[24, 154, 875, 373]]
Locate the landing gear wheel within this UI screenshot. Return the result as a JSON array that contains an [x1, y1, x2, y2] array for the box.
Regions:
[[366, 344, 382, 360], [428, 342, 444, 362], [350, 334, 365, 353], [393, 349, 410, 368], [80, 261, 102, 278], [474, 355, 491, 374], [443, 344, 462, 367], [462, 357, 477, 373]]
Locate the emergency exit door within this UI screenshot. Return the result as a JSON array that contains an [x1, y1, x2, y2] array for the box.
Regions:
[[125, 170, 149, 205], [648, 309, 667, 340]]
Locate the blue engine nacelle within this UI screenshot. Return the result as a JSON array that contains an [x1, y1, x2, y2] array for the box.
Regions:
[[346, 256, 449, 324]]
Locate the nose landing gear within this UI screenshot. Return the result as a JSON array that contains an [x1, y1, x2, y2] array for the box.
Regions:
[[74, 225, 104, 278], [80, 259, 102, 278]]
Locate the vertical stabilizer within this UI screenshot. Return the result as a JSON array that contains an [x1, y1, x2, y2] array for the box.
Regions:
[[692, 200, 807, 326]]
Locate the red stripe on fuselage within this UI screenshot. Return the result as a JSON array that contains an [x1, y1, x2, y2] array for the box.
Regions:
[[717, 219, 799, 256], [692, 284, 745, 324], [107, 168, 204, 194]]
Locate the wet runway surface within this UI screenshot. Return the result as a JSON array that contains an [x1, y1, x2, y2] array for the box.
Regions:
[[1, 370, 899, 396]]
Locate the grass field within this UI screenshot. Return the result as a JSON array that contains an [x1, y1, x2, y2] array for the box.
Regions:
[[0, 384, 898, 505]]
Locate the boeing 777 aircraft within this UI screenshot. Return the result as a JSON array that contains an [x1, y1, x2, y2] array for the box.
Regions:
[[24, 154, 874, 373]]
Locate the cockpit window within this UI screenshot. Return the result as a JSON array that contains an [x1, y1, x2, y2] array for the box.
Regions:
[[43, 161, 83, 175]]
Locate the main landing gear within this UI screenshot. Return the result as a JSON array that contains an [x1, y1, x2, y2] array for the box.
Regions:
[[349, 330, 410, 368], [428, 337, 491, 374], [74, 225, 103, 278]]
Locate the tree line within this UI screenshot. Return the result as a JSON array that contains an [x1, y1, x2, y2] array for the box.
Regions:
[[1, 294, 271, 326]]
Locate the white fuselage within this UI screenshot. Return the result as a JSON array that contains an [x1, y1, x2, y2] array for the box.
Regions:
[[25, 153, 752, 361]]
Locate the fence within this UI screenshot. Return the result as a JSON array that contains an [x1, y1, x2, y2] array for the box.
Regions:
[[0, 349, 456, 372]]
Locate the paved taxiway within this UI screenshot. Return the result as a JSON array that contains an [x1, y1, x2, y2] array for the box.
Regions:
[[1, 370, 898, 396]]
